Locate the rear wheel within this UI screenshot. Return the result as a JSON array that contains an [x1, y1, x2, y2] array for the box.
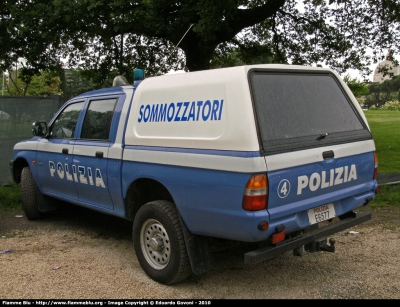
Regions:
[[133, 200, 192, 284]]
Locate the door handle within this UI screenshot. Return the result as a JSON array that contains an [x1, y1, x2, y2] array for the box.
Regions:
[[95, 151, 104, 158], [62, 148, 69, 154], [323, 150, 334, 159]]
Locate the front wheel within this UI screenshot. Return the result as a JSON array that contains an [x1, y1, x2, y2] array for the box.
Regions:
[[21, 166, 42, 220], [132, 200, 192, 284]]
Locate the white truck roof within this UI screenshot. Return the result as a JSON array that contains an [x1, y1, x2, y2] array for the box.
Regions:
[[125, 64, 365, 152]]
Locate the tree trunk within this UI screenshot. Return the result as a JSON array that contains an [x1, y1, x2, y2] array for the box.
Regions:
[[180, 37, 218, 72]]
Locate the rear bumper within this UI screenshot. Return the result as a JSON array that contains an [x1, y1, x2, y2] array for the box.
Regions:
[[244, 211, 371, 264]]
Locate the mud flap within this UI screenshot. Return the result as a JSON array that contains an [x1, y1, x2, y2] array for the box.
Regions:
[[36, 185, 58, 213], [179, 216, 213, 275]]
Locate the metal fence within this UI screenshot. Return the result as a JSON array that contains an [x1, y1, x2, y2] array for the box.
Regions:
[[0, 96, 65, 185]]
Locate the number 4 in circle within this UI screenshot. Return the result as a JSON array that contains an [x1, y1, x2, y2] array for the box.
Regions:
[[278, 179, 291, 198]]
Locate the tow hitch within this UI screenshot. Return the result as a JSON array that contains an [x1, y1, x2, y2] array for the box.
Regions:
[[304, 237, 336, 253], [292, 237, 336, 256]]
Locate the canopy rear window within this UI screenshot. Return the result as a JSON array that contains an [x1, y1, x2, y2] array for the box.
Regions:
[[249, 69, 372, 155]]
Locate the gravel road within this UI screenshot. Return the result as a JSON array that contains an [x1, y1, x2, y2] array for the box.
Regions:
[[1, 204, 399, 299]]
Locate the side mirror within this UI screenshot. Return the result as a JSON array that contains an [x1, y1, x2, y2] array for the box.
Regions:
[[32, 122, 48, 137]]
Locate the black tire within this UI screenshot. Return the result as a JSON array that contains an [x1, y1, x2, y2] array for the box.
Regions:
[[21, 166, 42, 220], [133, 200, 192, 284]]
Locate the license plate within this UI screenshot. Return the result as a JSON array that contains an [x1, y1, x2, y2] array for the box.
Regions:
[[307, 203, 336, 225]]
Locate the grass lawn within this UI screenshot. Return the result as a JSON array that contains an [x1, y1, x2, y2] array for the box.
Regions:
[[0, 184, 21, 210], [373, 184, 400, 207], [363, 110, 400, 207], [364, 110, 400, 173]]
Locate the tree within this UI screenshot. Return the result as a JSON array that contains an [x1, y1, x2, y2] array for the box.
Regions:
[[6, 68, 62, 97], [343, 75, 369, 98], [1, 0, 399, 85], [61, 69, 97, 101], [364, 75, 400, 108]]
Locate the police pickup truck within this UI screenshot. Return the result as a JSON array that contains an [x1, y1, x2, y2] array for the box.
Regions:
[[10, 64, 379, 284]]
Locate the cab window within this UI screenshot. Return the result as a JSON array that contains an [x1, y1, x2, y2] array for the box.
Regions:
[[80, 98, 117, 140], [49, 102, 84, 138]]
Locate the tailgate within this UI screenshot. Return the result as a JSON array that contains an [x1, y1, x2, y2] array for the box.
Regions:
[[265, 147, 376, 224], [248, 68, 377, 229]]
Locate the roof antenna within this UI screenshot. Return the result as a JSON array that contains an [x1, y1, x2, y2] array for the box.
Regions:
[[157, 23, 194, 75]]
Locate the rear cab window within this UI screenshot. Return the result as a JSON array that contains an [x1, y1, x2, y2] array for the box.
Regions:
[[248, 69, 372, 155], [81, 98, 118, 140]]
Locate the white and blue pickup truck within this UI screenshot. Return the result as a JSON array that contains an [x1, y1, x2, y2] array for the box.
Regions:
[[10, 64, 379, 284]]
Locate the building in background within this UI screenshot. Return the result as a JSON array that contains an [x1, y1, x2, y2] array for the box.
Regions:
[[373, 59, 400, 83]]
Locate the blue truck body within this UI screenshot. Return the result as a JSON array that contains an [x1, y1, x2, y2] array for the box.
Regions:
[[10, 65, 379, 284]]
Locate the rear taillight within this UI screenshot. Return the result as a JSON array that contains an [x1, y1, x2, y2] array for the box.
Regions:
[[374, 152, 380, 194], [373, 152, 378, 180], [242, 174, 268, 211]]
